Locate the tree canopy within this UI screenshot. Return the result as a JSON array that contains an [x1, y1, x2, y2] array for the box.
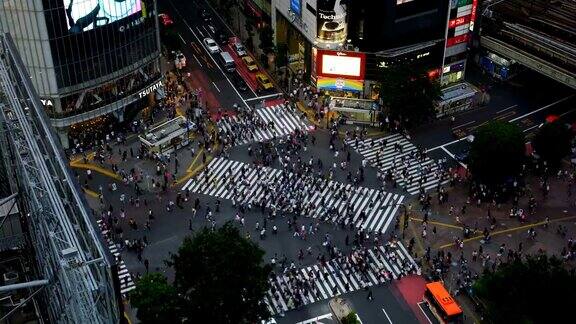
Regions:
[[474, 255, 576, 324], [378, 65, 441, 128], [532, 121, 573, 169], [130, 273, 180, 324], [167, 223, 271, 323], [468, 120, 526, 185]]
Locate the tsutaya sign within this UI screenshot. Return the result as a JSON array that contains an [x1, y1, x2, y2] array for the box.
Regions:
[[138, 80, 162, 98]]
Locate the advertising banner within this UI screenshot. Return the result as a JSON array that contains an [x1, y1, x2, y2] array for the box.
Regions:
[[63, 0, 142, 33], [316, 0, 347, 43], [316, 49, 366, 80], [290, 0, 302, 17], [317, 76, 363, 92], [42, 0, 156, 87]]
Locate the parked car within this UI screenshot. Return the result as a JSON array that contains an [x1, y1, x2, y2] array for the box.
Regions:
[[233, 42, 247, 57], [255, 73, 273, 91], [232, 73, 248, 92], [203, 38, 220, 53], [242, 56, 258, 72]]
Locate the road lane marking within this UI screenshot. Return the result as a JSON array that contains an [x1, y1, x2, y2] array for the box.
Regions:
[[495, 110, 515, 120], [192, 54, 203, 67], [382, 308, 394, 324], [496, 104, 517, 114], [178, 33, 186, 44], [451, 120, 475, 130], [245, 93, 283, 102], [202, 0, 235, 35], [426, 137, 468, 153], [428, 95, 575, 154], [416, 302, 434, 324], [439, 215, 576, 249], [523, 123, 542, 133], [509, 94, 575, 122], [212, 81, 221, 92], [441, 146, 467, 168], [295, 313, 332, 324], [168, 0, 250, 109], [202, 25, 211, 36], [195, 26, 205, 38]]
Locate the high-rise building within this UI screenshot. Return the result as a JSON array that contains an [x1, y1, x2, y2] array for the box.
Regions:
[[271, 0, 478, 119], [0, 0, 162, 148]]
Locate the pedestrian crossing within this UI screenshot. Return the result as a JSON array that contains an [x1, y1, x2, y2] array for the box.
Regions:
[[182, 157, 405, 234], [263, 242, 420, 316], [96, 219, 136, 295], [346, 133, 449, 195], [217, 104, 314, 145]]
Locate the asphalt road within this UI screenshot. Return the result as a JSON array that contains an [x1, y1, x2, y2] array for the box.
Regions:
[[161, 0, 259, 116], [413, 68, 576, 166]]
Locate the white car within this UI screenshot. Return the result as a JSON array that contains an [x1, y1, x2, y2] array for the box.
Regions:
[[203, 38, 220, 53], [233, 42, 247, 57]]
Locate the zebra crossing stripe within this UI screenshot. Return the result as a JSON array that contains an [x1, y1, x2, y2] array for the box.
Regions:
[[183, 158, 405, 234], [264, 243, 420, 316], [346, 133, 450, 195], [217, 104, 313, 146], [95, 219, 136, 295]]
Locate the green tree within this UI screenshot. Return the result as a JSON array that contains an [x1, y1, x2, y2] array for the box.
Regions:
[[341, 311, 360, 324], [167, 223, 271, 323], [378, 65, 441, 128], [130, 273, 180, 324], [532, 121, 573, 169], [258, 25, 275, 54], [474, 255, 576, 324], [468, 120, 525, 185]]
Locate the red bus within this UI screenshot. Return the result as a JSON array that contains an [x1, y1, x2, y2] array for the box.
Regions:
[[424, 282, 463, 323]]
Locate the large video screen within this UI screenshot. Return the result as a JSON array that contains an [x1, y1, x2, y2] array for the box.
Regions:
[[322, 55, 362, 77], [64, 0, 142, 33]]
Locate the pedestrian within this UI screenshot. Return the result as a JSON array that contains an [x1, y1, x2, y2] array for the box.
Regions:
[[144, 259, 149, 273]]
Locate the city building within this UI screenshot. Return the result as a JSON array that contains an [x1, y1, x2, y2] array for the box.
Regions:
[[0, 33, 120, 323], [271, 0, 479, 119], [475, 0, 576, 89], [0, 0, 163, 148]]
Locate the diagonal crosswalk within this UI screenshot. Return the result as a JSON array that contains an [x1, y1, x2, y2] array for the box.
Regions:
[[96, 219, 135, 295], [346, 133, 450, 195], [263, 242, 420, 315], [182, 157, 405, 234], [217, 104, 314, 146]]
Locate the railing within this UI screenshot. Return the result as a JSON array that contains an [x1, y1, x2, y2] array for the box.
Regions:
[[481, 35, 576, 89]]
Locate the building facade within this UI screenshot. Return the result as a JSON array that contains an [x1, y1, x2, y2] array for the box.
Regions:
[[0, 0, 162, 147], [272, 0, 476, 104]]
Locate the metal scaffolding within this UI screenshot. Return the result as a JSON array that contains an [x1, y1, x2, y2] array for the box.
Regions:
[[0, 33, 119, 323]]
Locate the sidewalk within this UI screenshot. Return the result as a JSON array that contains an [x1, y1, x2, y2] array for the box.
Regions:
[[400, 165, 576, 321]]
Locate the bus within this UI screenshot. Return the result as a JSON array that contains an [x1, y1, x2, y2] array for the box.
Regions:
[[138, 116, 194, 156], [424, 282, 463, 323], [218, 51, 235, 72]]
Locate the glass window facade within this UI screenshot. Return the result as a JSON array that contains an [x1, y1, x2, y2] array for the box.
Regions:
[[42, 0, 159, 89]]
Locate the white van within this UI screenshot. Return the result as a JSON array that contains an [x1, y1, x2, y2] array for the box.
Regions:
[[218, 52, 235, 73]]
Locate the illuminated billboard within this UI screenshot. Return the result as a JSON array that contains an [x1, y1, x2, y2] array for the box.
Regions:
[[290, 0, 302, 17], [317, 76, 363, 92], [316, 0, 347, 43], [317, 49, 366, 80], [64, 0, 142, 33]]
